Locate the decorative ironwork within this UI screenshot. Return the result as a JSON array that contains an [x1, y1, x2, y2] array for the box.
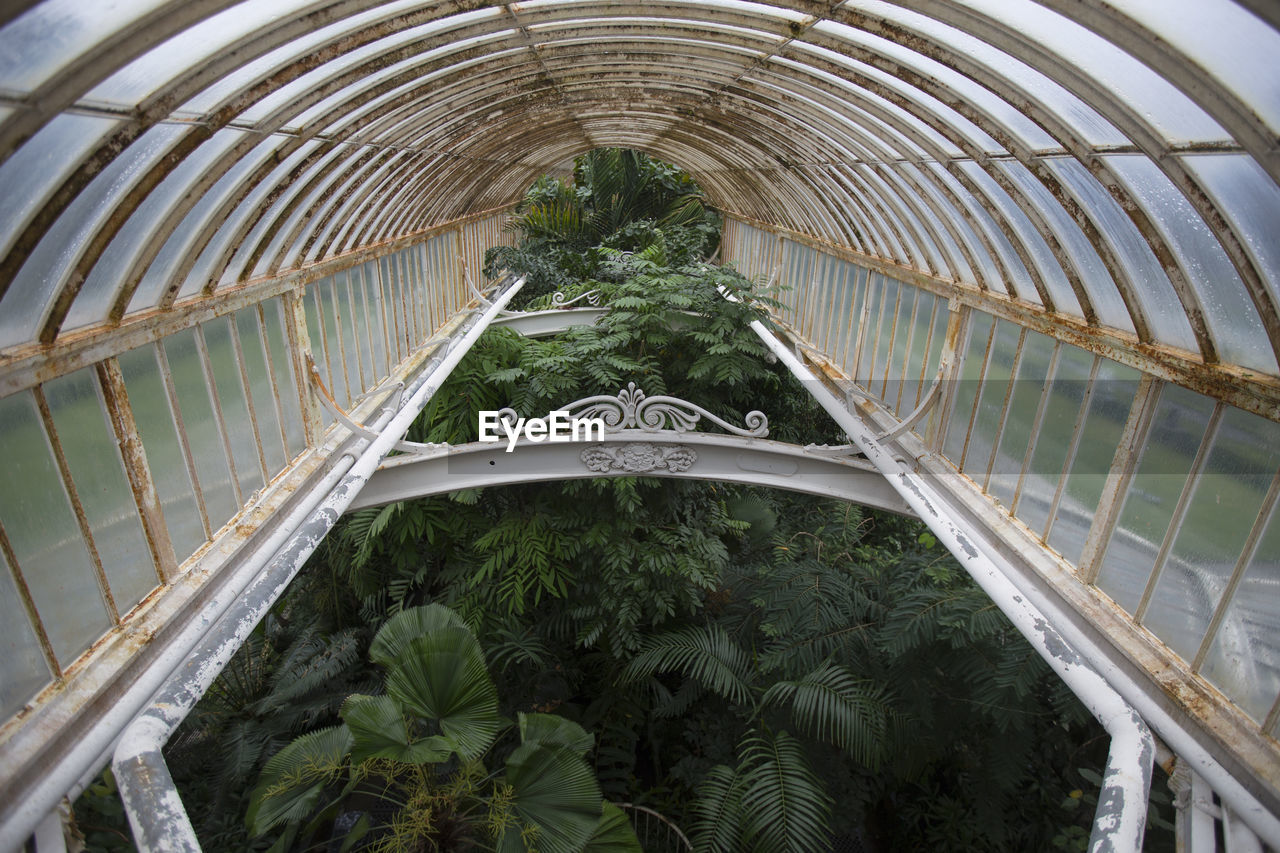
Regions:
[[554, 382, 768, 437], [550, 289, 601, 308], [581, 443, 697, 473]]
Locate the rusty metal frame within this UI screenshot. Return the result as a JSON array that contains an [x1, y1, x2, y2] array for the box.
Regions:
[[725, 214, 1280, 422]]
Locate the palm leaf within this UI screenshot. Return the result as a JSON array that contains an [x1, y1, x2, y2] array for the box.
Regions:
[[623, 625, 753, 706], [761, 662, 891, 767], [246, 725, 352, 836], [500, 742, 605, 853], [582, 802, 643, 852], [369, 603, 470, 668], [736, 731, 832, 853], [518, 711, 594, 756], [688, 764, 746, 853], [340, 694, 451, 765], [384, 630, 500, 760]]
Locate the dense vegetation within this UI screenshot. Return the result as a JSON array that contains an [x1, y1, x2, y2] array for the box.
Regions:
[[74, 149, 1171, 852]]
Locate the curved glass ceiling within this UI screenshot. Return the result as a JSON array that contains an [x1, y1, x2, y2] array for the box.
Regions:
[[0, 0, 1277, 386]]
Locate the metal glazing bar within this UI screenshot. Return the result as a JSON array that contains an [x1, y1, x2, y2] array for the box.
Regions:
[[31, 386, 119, 624], [1077, 375, 1161, 584], [1011, 341, 1061, 517], [925, 301, 966, 451], [982, 327, 1027, 493], [194, 325, 242, 508], [1192, 467, 1280, 671], [280, 291, 322, 447], [154, 342, 211, 540], [0, 520, 60, 677], [251, 305, 291, 466], [227, 316, 271, 486], [957, 315, 998, 473], [1134, 403, 1226, 624], [1043, 355, 1102, 543], [96, 359, 177, 581]]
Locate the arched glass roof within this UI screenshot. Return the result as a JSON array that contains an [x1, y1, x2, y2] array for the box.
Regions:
[[0, 0, 1276, 397], [3, 1, 1280, 845]]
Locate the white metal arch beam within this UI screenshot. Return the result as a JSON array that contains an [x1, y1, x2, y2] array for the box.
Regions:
[[349, 431, 916, 517]]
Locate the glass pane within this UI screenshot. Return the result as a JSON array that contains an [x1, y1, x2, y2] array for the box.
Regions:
[[260, 299, 306, 456], [0, 545, 53, 720], [359, 261, 390, 380], [0, 391, 110, 664], [1096, 384, 1216, 614], [0, 0, 167, 92], [161, 328, 238, 527], [996, 160, 1133, 335], [942, 310, 994, 465], [0, 124, 185, 349], [1016, 344, 1094, 537], [1047, 358, 1140, 566], [117, 344, 205, 562], [1199, 496, 1280, 722], [66, 129, 248, 332], [963, 318, 1021, 480], [1144, 407, 1280, 660], [1108, 155, 1272, 374], [317, 278, 351, 407], [1182, 154, 1280, 334], [1044, 158, 1196, 353], [989, 330, 1055, 508], [0, 115, 118, 261], [234, 308, 287, 478], [43, 368, 157, 612], [202, 317, 265, 499]]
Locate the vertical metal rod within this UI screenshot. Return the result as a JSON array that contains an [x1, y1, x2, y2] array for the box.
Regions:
[[342, 271, 368, 396], [154, 342, 211, 541], [32, 386, 119, 624], [1192, 467, 1280, 670], [896, 288, 922, 414], [926, 301, 966, 451], [983, 327, 1027, 493], [96, 359, 177, 581], [1077, 375, 1161, 584], [0, 515, 62, 679], [1134, 403, 1225, 624], [194, 325, 242, 508], [1043, 356, 1102, 543], [957, 316, 998, 473], [252, 304, 291, 467], [228, 315, 271, 486], [282, 291, 323, 446], [1011, 341, 1061, 517]]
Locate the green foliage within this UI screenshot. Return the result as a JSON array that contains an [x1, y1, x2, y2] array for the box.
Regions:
[[245, 605, 639, 852]]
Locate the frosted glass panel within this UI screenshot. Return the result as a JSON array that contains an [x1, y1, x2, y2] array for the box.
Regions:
[[1048, 359, 1139, 566], [0, 546, 53, 720], [1096, 384, 1216, 614], [963, 318, 1021, 479], [260, 299, 306, 456], [118, 345, 205, 562], [234, 308, 287, 477], [1200, 498, 1280, 723], [1016, 344, 1093, 538], [43, 368, 157, 612], [202, 318, 265, 499], [989, 330, 1054, 508], [0, 392, 110, 665], [1144, 407, 1280, 660], [942, 310, 994, 465]]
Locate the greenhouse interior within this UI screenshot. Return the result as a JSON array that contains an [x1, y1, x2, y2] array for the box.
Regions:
[[0, 0, 1279, 850]]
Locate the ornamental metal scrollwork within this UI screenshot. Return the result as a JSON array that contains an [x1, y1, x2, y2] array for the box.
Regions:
[[550, 289, 601, 308], [560, 382, 768, 437], [581, 443, 697, 473]]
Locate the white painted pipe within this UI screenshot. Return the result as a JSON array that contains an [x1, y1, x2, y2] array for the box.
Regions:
[[750, 317, 1154, 852]]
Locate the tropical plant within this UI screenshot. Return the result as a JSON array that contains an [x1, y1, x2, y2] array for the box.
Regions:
[[246, 604, 641, 852]]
